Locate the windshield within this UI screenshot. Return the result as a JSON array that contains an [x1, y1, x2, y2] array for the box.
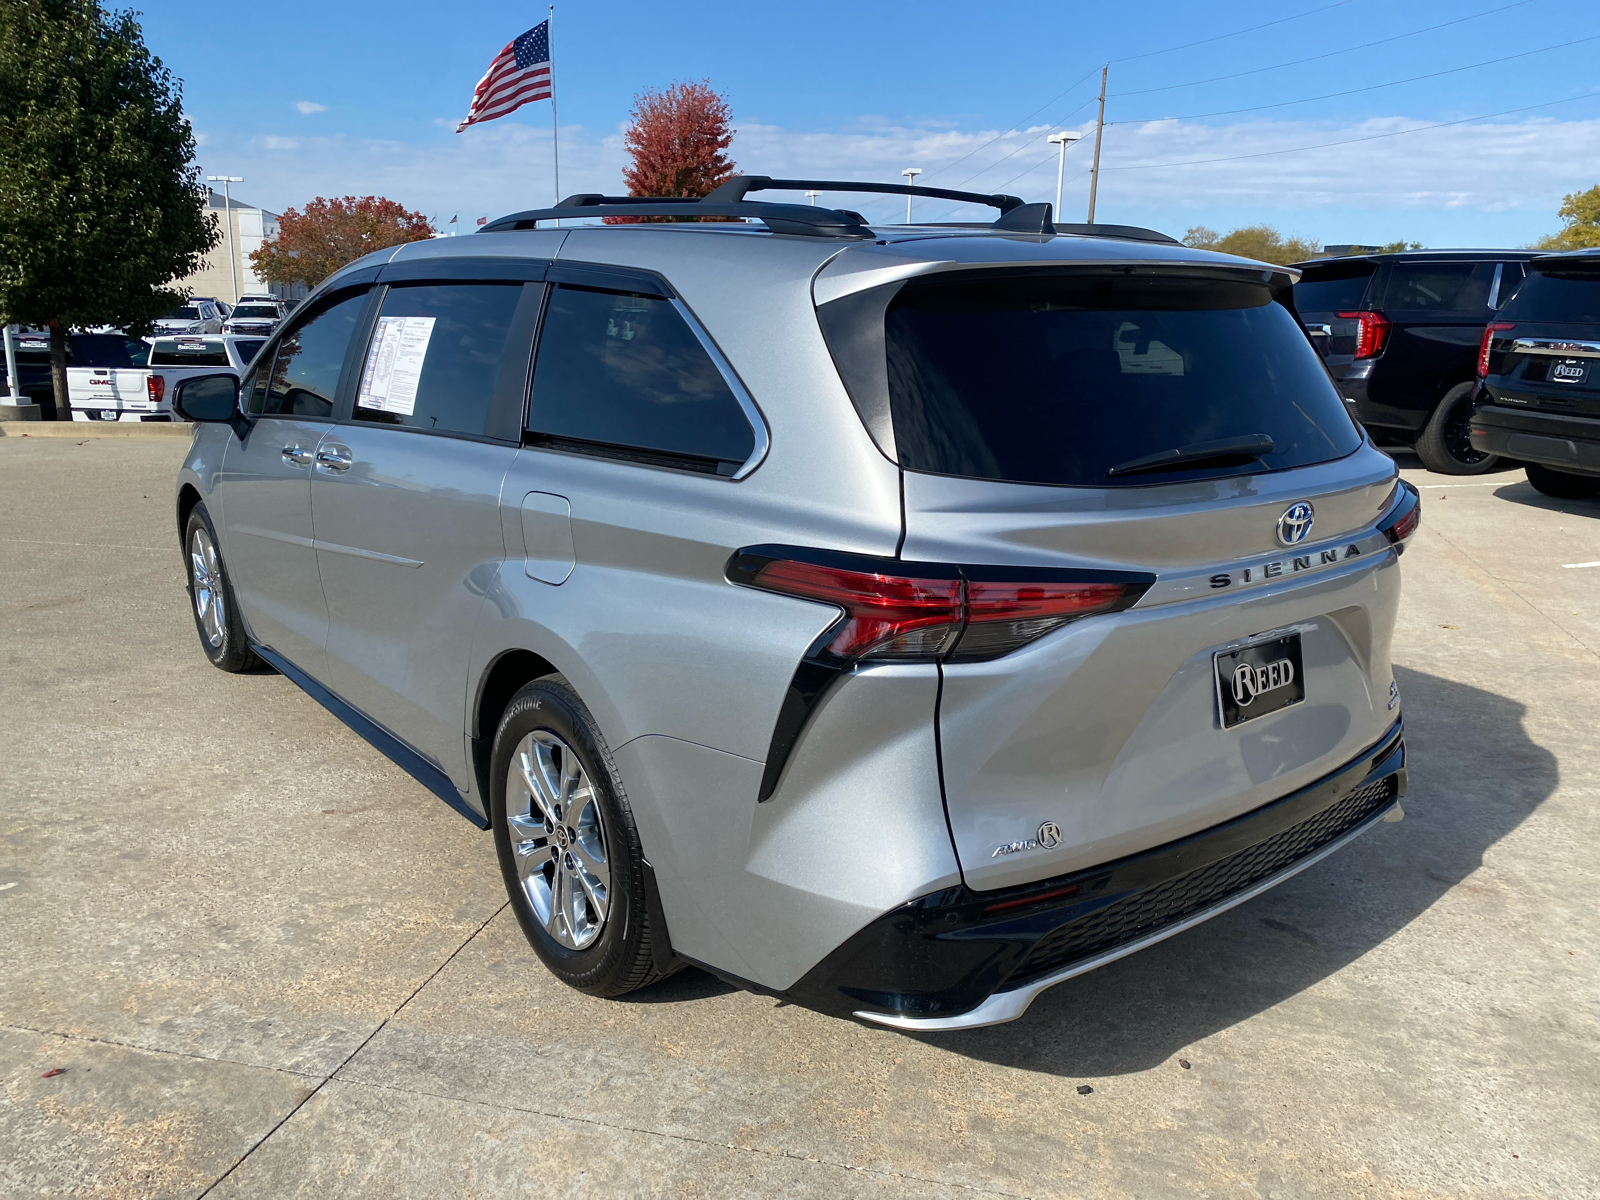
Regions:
[[232, 306, 278, 319], [882, 272, 1360, 488], [164, 307, 201, 321]]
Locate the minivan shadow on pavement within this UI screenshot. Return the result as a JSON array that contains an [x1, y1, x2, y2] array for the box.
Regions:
[[919, 663, 1556, 1074]]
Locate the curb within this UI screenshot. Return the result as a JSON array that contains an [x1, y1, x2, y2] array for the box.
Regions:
[[0, 423, 193, 439]]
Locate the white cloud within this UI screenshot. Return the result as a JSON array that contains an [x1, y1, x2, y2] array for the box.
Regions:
[[198, 110, 1600, 245], [295, 101, 328, 115]]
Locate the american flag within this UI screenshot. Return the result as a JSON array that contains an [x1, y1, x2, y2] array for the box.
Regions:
[[455, 21, 552, 133]]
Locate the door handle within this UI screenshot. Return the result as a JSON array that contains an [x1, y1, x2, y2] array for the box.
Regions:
[[282, 444, 314, 466], [315, 444, 353, 472]]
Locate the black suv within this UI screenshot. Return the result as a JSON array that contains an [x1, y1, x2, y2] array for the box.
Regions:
[[1471, 249, 1600, 500], [1292, 250, 1536, 474]]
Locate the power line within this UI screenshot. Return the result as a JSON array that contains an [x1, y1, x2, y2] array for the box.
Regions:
[[918, 0, 1360, 186], [917, 67, 1101, 185], [1113, 0, 1534, 97], [1110, 0, 1355, 63], [1101, 88, 1600, 172], [1118, 32, 1600, 124], [943, 94, 1100, 191]]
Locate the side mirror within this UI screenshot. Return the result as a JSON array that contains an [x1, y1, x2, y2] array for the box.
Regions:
[[172, 373, 239, 422]]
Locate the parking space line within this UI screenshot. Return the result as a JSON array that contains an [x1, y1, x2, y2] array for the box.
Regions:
[[1562, 561, 1600, 570]]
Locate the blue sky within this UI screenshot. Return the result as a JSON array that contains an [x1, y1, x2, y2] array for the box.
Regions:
[[143, 0, 1600, 247]]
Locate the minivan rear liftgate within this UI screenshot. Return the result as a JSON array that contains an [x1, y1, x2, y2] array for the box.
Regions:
[[798, 259, 1417, 1026]]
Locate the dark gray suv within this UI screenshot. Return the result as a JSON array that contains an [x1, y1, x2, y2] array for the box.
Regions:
[[171, 179, 1417, 1029]]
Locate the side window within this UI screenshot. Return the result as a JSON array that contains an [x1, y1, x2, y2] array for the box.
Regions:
[[1382, 262, 1495, 313], [353, 282, 529, 437], [255, 290, 367, 418], [527, 285, 756, 471]]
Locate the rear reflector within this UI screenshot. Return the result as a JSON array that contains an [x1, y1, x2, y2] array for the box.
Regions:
[[730, 547, 1154, 665], [1338, 309, 1392, 360], [147, 375, 165, 404]]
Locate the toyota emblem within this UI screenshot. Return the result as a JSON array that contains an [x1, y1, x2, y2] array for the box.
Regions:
[[1276, 501, 1315, 546]]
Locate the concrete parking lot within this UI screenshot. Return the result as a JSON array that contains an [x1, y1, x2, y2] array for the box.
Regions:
[[2, 428, 1597, 1199]]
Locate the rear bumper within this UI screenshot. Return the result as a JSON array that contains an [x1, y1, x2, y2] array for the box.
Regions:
[[1470, 405, 1600, 477], [784, 720, 1406, 1029]]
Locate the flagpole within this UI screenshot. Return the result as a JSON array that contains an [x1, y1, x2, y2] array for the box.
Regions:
[[548, 5, 561, 207]]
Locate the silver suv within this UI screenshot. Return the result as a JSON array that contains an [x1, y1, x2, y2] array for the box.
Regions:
[[171, 178, 1418, 1030]]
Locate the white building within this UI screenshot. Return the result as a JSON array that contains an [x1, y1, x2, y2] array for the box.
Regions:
[[173, 189, 309, 306]]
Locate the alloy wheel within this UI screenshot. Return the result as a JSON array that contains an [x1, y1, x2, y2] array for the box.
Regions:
[[1442, 394, 1490, 467], [506, 729, 611, 950], [189, 527, 227, 650]]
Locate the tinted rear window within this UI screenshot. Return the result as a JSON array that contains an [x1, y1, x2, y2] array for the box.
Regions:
[[70, 334, 139, 368], [1380, 261, 1494, 313], [1292, 266, 1374, 313], [883, 273, 1360, 488], [233, 339, 267, 364], [151, 340, 230, 367], [1502, 268, 1600, 324]]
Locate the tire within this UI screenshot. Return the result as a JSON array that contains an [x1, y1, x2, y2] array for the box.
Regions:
[[490, 676, 672, 997], [1525, 463, 1600, 500], [1415, 382, 1499, 475], [182, 503, 260, 672]]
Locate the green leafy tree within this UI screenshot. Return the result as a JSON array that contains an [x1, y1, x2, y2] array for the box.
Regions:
[[0, 0, 218, 419], [249, 196, 435, 289], [1532, 184, 1600, 250], [1182, 223, 1321, 265]]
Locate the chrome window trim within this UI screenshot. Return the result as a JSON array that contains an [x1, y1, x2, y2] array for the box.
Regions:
[[669, 297, 771, 481]]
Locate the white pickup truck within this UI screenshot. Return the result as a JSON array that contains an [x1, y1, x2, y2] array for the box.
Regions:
[[71, 334, 269, 422]]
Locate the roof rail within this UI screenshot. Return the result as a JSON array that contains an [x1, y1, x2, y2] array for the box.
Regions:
[[702, 175, 1026, 214], [478, 195, 873, 239], [479, 176, 1042, 239]]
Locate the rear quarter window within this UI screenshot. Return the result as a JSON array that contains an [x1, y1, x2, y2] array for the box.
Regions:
[[877, 271, 1360, 488], [1380, 261, 1495, 313], [526, 285, 757, 472], [1292, 266, 1375, 313]]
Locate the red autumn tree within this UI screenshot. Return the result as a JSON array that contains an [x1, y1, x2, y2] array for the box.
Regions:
[[249, 196, 434, 288], [608, 81, 736, 221]]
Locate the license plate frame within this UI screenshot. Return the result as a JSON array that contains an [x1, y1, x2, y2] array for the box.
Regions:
[[1215, 634, 1306, 728], [1551, 358, 1589, 385]]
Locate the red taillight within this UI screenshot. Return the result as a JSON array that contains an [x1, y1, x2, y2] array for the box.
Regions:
[[1478, 321, 1515, 378], [1338, 309, 1392, 359], [739, 551, 1151, 664], [957, 579, 1142, 661], [1379, 481, 1421, 551], [147, 375, 165, 404], [750, 559, 963, 660]]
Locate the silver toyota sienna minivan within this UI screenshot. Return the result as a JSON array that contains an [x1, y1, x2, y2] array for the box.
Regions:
[[171, 179, 1418, 1029]]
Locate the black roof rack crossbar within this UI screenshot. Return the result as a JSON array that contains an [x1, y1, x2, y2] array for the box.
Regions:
[[478, 199, 873, 239], [704, 175, 1026, 214]]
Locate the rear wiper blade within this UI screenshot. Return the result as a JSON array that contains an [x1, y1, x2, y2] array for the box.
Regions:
[[1107, 434, 1276, 478]]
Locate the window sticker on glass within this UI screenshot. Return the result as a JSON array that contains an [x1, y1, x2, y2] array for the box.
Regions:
[[357, 315, 436, 416]]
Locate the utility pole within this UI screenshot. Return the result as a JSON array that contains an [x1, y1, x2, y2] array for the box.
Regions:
[[1087, 65, 1107, 225], [1048, 130, 1082, 217], [207, 175, 243, 303], [901, 168, 922, 221]]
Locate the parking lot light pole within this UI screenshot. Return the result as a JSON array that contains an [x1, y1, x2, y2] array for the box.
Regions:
[[3, 325, 21, 404], [901, 168, 922, 222], [207, 176, 243, 305], [1048, 131, 1082, 217]]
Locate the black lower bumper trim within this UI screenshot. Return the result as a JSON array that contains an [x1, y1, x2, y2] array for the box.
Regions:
[[785, 721, 1405, 1021], [1471, 405, 1600, 476]]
